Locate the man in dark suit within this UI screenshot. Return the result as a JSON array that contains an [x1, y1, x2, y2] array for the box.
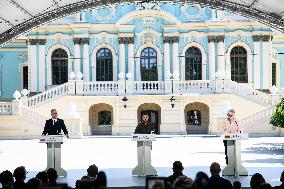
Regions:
[[134, 113, 155, 134], [207, 162, 232, 189], [42, 109, 69, 138]]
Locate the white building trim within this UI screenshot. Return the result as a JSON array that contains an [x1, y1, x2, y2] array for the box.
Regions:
[[91, 44, 117, 81], [135, 43, 162, 81], [226, 41, 253, 83], [181, 42, 207, 81], [46, 44, 72, 88]]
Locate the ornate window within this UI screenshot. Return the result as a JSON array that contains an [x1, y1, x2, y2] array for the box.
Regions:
[[51, 49, 68, 85], [96, 48, 113, 81], [185, 47, 202, 80], [187, 110, 201, 126], [98, 111, 111, 125], [272, 63, 276, 86], [230, 46, 248, 83], [140, 47, 158, 81]]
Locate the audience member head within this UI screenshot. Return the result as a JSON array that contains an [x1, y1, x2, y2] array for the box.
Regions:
[[47, 168, 58, 183], [13, 166, 27, 181], [258, 183, 272, 189], [87, 164, 98, 178], [280, 170, 284, 183], [250, 173, 266, 189], [36, 171, 48, 185], [210, 162, 221, 176], [94, 171, 107, 189], [233, 181, 241, 189], [0, 170, 14, 187], [26, 178, 42, 189], [172, 161, 184, 173], [193, 171, 209, 189], [174, 175, 193, 188]]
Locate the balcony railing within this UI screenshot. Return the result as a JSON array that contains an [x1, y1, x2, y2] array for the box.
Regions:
[[133, 81, 165, 94], [83, 81, 118, 96], [0, 102, 12, 115]]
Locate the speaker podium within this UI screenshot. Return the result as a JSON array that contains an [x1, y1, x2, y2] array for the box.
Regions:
[[222, 133, 248, 176], [132, 134, 157, 176], [39, 135, 67, 177]]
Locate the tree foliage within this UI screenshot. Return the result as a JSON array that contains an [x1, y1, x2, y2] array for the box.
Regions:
[[270, 98, 284, 128]]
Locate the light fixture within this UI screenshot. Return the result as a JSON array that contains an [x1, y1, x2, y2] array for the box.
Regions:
[[122, 96, 128, 108], [170, 96, 176, 108]]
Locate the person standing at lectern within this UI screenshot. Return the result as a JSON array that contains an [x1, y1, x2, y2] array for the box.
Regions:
[[222, 109, 241, 165], [42, 109, 69, 138], [134, 113, 155, 134]]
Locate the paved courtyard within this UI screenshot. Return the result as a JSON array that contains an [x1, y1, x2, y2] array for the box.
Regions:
[[0, 135, 283, 188]]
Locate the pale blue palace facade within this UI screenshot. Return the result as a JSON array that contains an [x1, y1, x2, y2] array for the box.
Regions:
[[0, 2, 284, 136]]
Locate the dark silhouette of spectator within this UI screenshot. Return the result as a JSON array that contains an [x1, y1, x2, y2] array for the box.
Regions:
[[0, 170, 14, 189], [13, 166, 27, 189], [26, 178, 41, 189], [207, 162, 232, 189], [46, 168, 58, 186], [79, 176, 94, 189], [75, 180, 81, 189], [35, 171, 48, 185], [233, 181, 241, 189], [274, 171, 284, 189], [174, 175, 193, 189], [192, 171, 209, 189], [250, 173, 266, 189], [167, 161, 185, 186], [259, 183, 272, 189], [87, 164, 98, 180], [94, 171, 107, 189]]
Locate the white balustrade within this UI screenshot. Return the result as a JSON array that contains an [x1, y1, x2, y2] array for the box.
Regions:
[[239, 105, 275, 133], [19, 105, 49, 126], [27, 83, 69, 107], [178, 80, 216, 93], [83, 81, 118, 95], [133, 81, 165, 94], [227, 81, 279, 106], [0, 102, 12, 115]]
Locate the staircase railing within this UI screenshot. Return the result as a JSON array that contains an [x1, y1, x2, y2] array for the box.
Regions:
[[0, 101, 12, 115], [19, 105, 49, 126]]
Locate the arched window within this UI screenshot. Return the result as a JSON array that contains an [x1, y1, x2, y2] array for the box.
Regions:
[[140, 47, 158, 81], [98, 111, 112, 125], [230, 46, 247, 83], [51, 49, 68, 85], [96, 48, 113, 81], [187, 110, 201, 126], [185, 47, 202, 80]]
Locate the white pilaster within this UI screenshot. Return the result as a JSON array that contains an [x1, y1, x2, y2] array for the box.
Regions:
[[217, 36, 225, 78], [172, 39, 179, 79], [262, 38, 271, 89], [38, 41, 46, 91], [119, 40, 125, 75], [208, 40, 216, 80], [83, 40, 90, 81], [128, 42, 134, 77], [163, 41, 170, 80], [74, 40, 81, 75], [253, 38, 261, 89], [28, 40, 37, 93]]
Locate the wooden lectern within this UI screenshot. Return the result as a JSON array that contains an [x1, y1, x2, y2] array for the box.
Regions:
[[222, 133, 248, 176], [132, 134, 157, 176], [39, 135, 67, 177]]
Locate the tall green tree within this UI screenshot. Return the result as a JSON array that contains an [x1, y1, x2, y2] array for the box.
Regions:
[[270, 98, 284, 128]]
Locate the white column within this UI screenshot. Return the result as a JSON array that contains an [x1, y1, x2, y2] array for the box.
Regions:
[[247, 55, 253, 84], [163, 40, 170, 80], [38, 40, 46, 91], [208, 38, 216, 80], [262, 36, 272, 89], [28, 40, 37, 93], [83, 39, 90, 81], [128, 39, 134, 77], [172, 37, 179, 79], [119, 39, 125, 75], [253, 36, 261, 89], [73, 39, 81, 75], [217, 36, 225, 78]]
